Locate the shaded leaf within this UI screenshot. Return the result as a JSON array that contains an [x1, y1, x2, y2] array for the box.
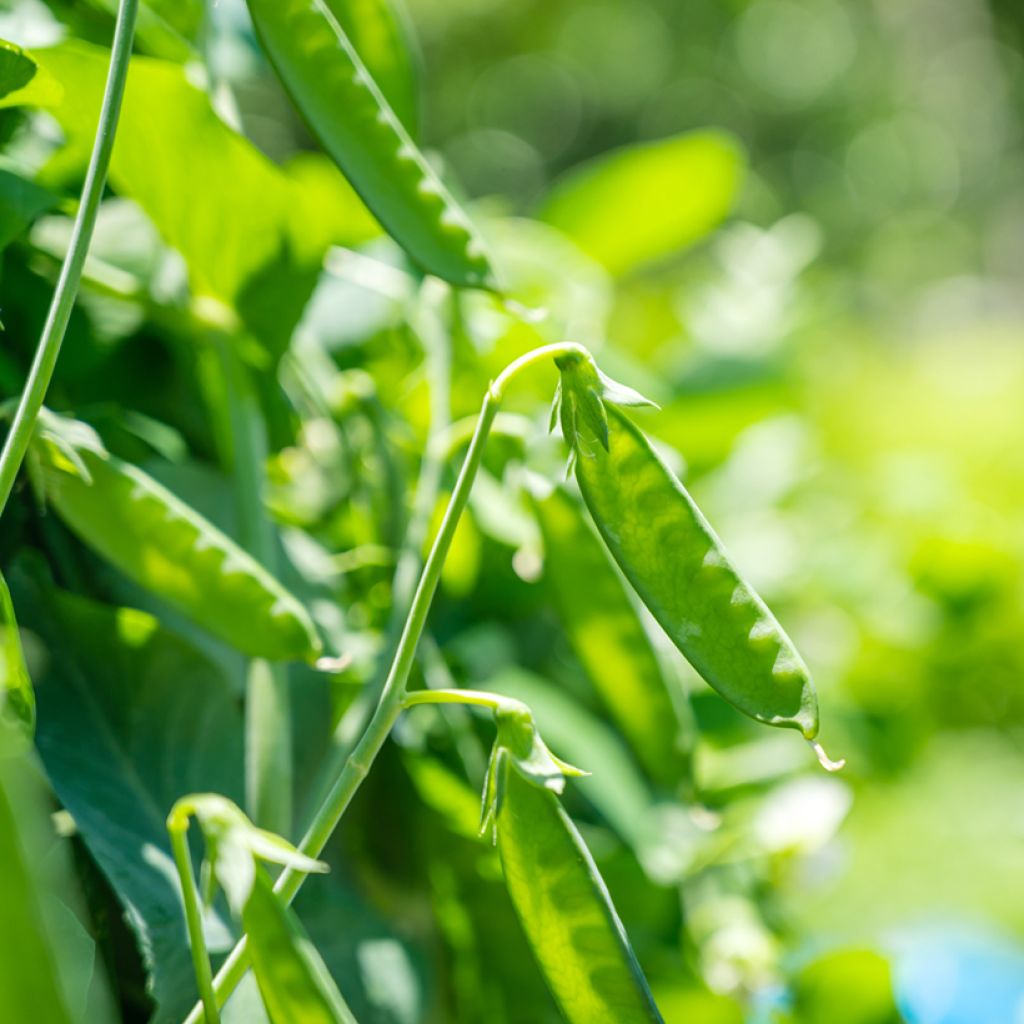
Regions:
[[11, 565, 243, 1023]]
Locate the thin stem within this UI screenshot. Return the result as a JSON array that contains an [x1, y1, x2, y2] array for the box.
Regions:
[[167, 808, 220, 1024], [402, 688, 504, 710], [302, 282, 453, 821], [0, 0, 139, 516], [182, 341, 588, 1023]]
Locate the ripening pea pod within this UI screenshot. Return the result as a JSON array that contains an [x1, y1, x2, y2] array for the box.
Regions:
[[30, 415, 322, 664], [532, 486, 691, 788], [482, 699, 665, 1024], [245, 0, 497, 290], [244, 870, 360, 1024], [323, 0, 420, 135], [555, 353, 821, 743]]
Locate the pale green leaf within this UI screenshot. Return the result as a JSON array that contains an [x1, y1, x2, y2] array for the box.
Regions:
[[540, 129, 744, 276]]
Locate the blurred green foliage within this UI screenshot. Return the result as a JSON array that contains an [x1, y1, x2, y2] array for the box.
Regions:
[[1, 0, 1023, 1021]]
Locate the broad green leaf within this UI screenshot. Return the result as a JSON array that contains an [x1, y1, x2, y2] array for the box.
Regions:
[[244, 870, 359, 1024], [10, 566, 244, 1023], [323, 0, 420, 135], [0, 717, 115, 1024], [532, 485, 690, 787], [0, 570, 33, 735], [0, 39, 36, 97], [540, 129, 744, 276], [495, 765, 664, 1023], [32, 415, 321, 662], [0, 168, 57, 252], [0, 41, 369, 360]]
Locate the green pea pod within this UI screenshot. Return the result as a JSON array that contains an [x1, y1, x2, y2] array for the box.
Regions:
[[244, 870, 359, 1024], [571, 398, 818, 739], [0, 570, 34, 737], [32, 421, 321, 663], [245, 0, 496, 290], [532, 486, 690, 787], [323, 0, 419, 135], [495, 764, 664, 1023]]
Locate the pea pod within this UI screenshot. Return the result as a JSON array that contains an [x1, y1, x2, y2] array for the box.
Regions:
[[474, 698, 662, 1023], [558, 355, 819, 739], [32, 417, 321, 663], [495, 765, 664, 1023], [245, 0, 496, 290], [323, 0, 419, 135], [533, 486, 690, 787], [244, 870, 359, 1024], [0, 570, 33, 736]]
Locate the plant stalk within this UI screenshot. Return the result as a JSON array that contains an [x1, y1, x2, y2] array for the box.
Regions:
[[167, 809, 220, 1024], [182, 341, 588, 1023], [0, 0, 139, 516]]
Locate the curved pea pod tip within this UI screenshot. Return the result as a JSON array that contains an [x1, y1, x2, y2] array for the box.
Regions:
[[552, 349, 658, 454], [479, 697, 588, 840]]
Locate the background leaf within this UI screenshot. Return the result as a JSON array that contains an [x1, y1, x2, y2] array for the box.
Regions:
[[539, 130, 744, 276]]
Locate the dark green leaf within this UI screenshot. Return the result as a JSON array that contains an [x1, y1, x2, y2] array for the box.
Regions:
[[11, 566, 244, 1023]]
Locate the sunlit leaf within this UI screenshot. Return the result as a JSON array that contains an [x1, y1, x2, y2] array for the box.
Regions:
[[540, 129, 744, 276]]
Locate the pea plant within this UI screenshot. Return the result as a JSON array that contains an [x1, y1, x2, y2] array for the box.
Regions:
[[0, 1, 843, 1022]]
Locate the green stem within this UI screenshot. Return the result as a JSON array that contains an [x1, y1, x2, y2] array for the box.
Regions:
[[0, 0, 139, 516], [402, 688, 504, 710], [181, 340, 588, 1023], [167, 805, 220, 1024], [301, 282, 453, 822]]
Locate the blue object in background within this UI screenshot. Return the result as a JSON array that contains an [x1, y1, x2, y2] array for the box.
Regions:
[[892, 924, 1024, 1024]]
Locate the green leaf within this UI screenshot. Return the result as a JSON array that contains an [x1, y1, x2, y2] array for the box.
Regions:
[[495, 765, 664, 1023], [540, 129, 744, 276], [791, 949, 901, 1024], [10, 566, 244, 1023], [0, 168, 57, 253], [0, 717, 116, 1024], [244, 870, 360, 1024], [0, 39, 36, 98], [32, 414, 321, 662], [532, 487, 691, 788], [0, 40, 352, 361], [0, 570, 33, 736]]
